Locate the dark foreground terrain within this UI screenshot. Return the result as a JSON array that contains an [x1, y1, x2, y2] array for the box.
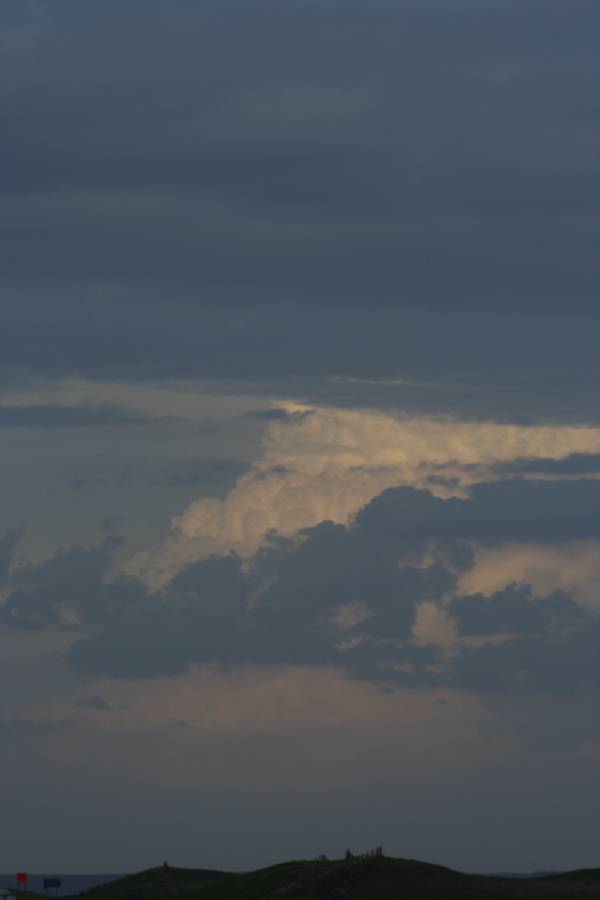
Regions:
[[14, 858, 600, 900]]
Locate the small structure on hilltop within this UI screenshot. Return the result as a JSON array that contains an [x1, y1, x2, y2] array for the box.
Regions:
[[345, 846, 384, 860]]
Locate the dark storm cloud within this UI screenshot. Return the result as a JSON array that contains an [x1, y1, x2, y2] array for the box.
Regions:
[[448, 585, 582, 637], [0, 536, 146, 631], [358, 479, 600, 543], [64, 522, 446, 680], [0, 403, 155, 427], [4, 476, 600, 693], [75, 696, 113, 711], [451, 623, 600, 694], [68, 555, 249, 679], [2, 0, 600, 389]]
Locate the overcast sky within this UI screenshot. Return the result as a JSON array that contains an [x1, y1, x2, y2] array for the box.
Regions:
[[2, 0, 600, 876]]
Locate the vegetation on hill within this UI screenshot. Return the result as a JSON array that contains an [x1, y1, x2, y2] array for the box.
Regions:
[[12, 857, 600, 900]]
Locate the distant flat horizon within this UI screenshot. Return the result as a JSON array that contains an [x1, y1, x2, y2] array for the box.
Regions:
[[0, 875, 123, 895]]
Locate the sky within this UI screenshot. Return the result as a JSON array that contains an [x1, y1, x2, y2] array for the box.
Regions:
[[2, 0, 600, 876]]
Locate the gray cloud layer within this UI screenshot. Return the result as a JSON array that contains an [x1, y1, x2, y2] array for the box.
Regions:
[[2, 0, 600, 392]]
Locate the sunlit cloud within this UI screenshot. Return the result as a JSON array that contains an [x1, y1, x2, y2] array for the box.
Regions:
[[129, 402, 600, 585], [458, 541, 600, 611]]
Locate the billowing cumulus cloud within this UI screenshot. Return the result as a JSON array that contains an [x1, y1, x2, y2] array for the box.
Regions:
[[130, 404, 600, 584], [5, 402, 600, 695], [3, 469, 600, 698]]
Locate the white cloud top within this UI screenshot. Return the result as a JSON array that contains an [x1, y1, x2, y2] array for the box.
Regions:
[[130, 403, 600, 585]]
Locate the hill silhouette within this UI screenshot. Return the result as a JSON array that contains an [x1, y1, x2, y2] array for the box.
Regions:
[[12, 858, 600, 900]]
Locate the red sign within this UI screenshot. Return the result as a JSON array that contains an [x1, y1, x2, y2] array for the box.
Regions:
[[16, 873, 28, 886]]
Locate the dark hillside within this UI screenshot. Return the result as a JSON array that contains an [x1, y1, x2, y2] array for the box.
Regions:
[[190, 858, 600, 900], [13, 858, 600, 900]]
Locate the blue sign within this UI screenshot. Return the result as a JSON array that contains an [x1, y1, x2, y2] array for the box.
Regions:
[[43, 880, 61, 890]]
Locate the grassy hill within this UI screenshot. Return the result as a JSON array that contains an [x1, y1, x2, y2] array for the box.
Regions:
[[13, 858, 600, 900]]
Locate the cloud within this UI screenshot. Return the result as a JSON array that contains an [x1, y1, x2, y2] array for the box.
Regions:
[[450, 620, 600, 694], [3, 399, 600, 695], [75, 695, 112, 711], [358, 479, 600, 544], [0, 535, 144, 631], [457, 540, 600, 611], [3, 1, 600, 389], [129, 405, 600, 585], [244, 408, 311, 422], [498, 453, 600, 476], [63, 493, 600, 693], [5, 0, 600, 871], [448, 584, 582, 637], [67, 555, 248, 678], [2, 472, 597, 696]]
